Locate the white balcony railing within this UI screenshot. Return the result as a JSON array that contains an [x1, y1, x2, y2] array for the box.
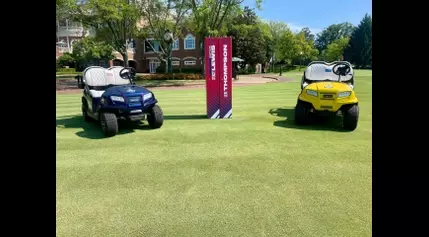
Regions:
[[58, 26, 84, 31]]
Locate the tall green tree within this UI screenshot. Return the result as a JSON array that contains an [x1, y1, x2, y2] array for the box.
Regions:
[[57, 0, 71, 20], [187, 0, 262, 70], [227, 6, 266, 68], [137, 0, 191, 73], [258, 21, 274, 65], [344, 14, 372, 68], [315, 22, 356, 54], [300, 27, 315, 42], [71, 37, 114, 68], [276, 28, 298, 65], [323, 37, 349, 62], [266, 20, 290, 63], [293, 31, 319, 66], [68, 0, 140, 67]]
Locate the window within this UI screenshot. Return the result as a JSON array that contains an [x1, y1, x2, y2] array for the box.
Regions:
[[58, 20, 67, 29], [171, 57, 180, 66], [184, 61, 196, 66], [126, 39, 135, 49], [172, 39, 179, 50], [68, 21, 81, 29], [144, 39, 159, 53], [184, 34, 195, 50]]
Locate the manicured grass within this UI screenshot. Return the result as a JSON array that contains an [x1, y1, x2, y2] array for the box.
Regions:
[[56, 70, 372, 237]]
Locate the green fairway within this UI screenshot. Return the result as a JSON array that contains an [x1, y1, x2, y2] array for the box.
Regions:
[[56, 70, 372, 237]]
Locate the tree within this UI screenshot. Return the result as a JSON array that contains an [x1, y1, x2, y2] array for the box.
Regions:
[[323, 37, 349, 62], [266, 20, 290, 63], [300, 27, 315, 42], [276, 28, 298, 65], [227, 6, 266, 68], [315, 22, 356, 54], [344, 14, 372, 68], [187, 0, 262, 71], [57, 0, 73, 20], [258, 21, 274, 65], [71, 37, 115, 69], [136, 0, 191, 73], [293, 31, 319, 66], [68, 0, 140, 67]]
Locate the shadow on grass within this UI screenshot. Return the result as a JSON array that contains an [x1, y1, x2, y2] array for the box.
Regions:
[[164, 114, 207, 120], [56, 115, 151, 139], [268, 108, 351, 132]]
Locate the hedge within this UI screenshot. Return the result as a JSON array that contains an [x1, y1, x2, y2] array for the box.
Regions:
[[135, 73, 204, 81], [56, 68, 77, 73], [156, 64, 203, 74], [56, 72, 82, 76], [265, 65, 299, 73]]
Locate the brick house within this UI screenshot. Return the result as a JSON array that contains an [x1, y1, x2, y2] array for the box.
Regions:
[[56, 19, 91, 54], [56, 18, 137, 68], [132, 29, 203, 73], [57, 17, 203, 73]]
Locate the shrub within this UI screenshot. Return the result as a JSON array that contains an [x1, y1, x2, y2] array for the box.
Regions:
[[135, 73, 203, 81], [238, 68, 249, 75], [156, 64, 203, 74], [265, 65, 299, 73], [156, 62, 167, 73], [176, 68, 202, 74], [57, 53, 75, 68], [56, 68, 77, 73], [56, 71, 82, 76], [134, 75, 144, 81]]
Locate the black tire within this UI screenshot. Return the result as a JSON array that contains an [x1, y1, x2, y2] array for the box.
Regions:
[[147, 105, 164, 129], [100, 112, 118, 137], [343, 104, 359, 131], [295, 101, 309, 125], [82, 105, 90, 122], [82, 98, 91, 122]]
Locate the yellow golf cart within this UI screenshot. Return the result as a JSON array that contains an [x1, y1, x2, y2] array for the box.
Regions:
[[295, 61, 359, 131]]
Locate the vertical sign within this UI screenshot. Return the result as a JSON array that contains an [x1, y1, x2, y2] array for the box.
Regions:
[[205, 37, 232, 119], [205, 37, 220, 119], [218, 37, 232, 118]]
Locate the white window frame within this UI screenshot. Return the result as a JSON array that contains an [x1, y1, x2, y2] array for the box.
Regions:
[[144, 38, 159, 53], [171, 57, 180, 66], [172, 39, 179, 50], [184, 34, 196, 50], [184, 61, 196, 66]]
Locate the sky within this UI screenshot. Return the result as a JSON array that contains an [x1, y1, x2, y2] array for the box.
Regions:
[[242, 0, 372, 35]]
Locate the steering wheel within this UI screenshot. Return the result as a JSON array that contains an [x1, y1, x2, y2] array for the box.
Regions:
[[119, 67, 137, 79], [332, 62, 351, 76]]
